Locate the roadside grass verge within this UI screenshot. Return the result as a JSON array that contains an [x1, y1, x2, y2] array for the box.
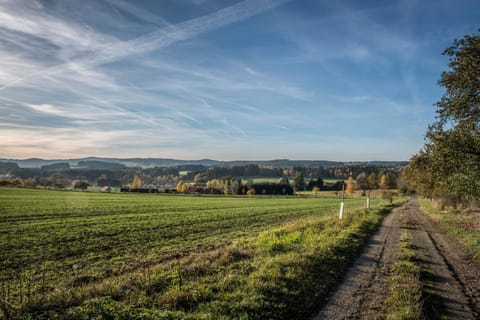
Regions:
[[418, 198, 480, 264], [385, 230, 422, 320]]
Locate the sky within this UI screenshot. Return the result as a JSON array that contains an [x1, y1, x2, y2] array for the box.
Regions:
[[0, 0, 479, 161]]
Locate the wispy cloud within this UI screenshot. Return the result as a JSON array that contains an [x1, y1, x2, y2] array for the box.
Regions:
[[28, 104, 71, 118], [103, 0, 172, 28], [0, 0, 290, 90]]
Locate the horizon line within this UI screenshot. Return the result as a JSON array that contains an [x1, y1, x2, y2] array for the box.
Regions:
[[0, 156, 409, 163]]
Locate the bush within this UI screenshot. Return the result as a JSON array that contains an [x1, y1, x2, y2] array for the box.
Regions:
[[252, 183, 293, 195]]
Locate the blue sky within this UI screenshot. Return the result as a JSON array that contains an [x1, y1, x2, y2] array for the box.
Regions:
[[0, 0, 478, 161]]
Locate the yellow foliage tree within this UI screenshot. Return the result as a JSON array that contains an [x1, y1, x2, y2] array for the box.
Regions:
[[367, 172, 378, 190], [176, 181, 187, 193], [379, 172, 397, 190], [380, 173, 388, 190], [345, 175, 355, 195], [132, 175, 142, 188]]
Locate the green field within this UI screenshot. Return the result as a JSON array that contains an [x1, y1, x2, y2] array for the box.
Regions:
[[0, 187, 402, 319]]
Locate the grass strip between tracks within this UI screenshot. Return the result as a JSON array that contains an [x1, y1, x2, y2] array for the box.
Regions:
[[385, 230, 423, 320]]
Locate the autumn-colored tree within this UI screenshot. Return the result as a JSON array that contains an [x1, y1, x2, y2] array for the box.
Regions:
[[194, 174, 206, 185], [132, 175, 142, 188], [356, 172, 368, 195], [367, 172, 378, 190], [345, 175, 355, 195], [380, 172, 397, 190], [0, 178, 23, 186], [176, 181, 188, 193], [246, 189, 255, 196], [176, 181, 182, 192], [22, 177, 39, 188], [312, 186, 320, 196], [396, 171, 410, 195], [379, 174, 387, 190], [360, 172, 377, 209]]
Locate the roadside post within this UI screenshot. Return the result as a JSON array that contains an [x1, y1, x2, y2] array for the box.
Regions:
[[339, 181, 345, 219], [366, 190, 370, 209]]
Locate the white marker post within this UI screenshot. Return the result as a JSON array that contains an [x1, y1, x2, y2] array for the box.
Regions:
[[366, 190, 370, 210], [339, 181, 345, 219]]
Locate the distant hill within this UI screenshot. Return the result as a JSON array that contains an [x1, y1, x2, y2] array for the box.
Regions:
[[41, 162, 70, 171], [0, 161, 19, 169], [77, 160, 127, 170], [0, 157, 408, 169]]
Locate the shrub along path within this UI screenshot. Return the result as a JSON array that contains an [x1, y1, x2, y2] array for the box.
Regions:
[[312, 198, 480, 320]]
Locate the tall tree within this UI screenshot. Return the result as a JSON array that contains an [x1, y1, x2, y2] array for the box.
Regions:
[[408, 31, 480, 207], [365, 172, 377, 209], [345, 175, 355, 195], [132, 175, 142, 189], [379, 173, 388, 190], [379, 172, 397, 190], [367, 172, 378, 190], [293, 172, 305, 192], [356, 172, 368, 195], [176, 181, 188, 193]]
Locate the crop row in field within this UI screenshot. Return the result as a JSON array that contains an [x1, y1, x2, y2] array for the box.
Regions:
[[0, 187, 402, 319]]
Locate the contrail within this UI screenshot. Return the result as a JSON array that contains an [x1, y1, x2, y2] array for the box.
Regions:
[[0, 0, 291, 91]]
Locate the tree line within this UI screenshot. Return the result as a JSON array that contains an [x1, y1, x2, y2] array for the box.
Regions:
[[0, 162, 403, 190], [405, 31, 480, 209]]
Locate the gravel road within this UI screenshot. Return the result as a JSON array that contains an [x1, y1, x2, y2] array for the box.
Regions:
[[311, 198, 479, 320]]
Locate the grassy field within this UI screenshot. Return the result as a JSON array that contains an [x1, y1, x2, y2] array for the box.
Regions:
[[0, 187, 403, 319]]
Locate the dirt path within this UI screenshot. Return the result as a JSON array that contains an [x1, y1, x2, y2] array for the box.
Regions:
[[407, 199, 480, 319], [311, 198, 480, 320]]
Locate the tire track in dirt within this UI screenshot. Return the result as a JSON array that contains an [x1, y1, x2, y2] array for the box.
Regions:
[[407, 200, 479, 319], [312, 203, 406, 319]]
